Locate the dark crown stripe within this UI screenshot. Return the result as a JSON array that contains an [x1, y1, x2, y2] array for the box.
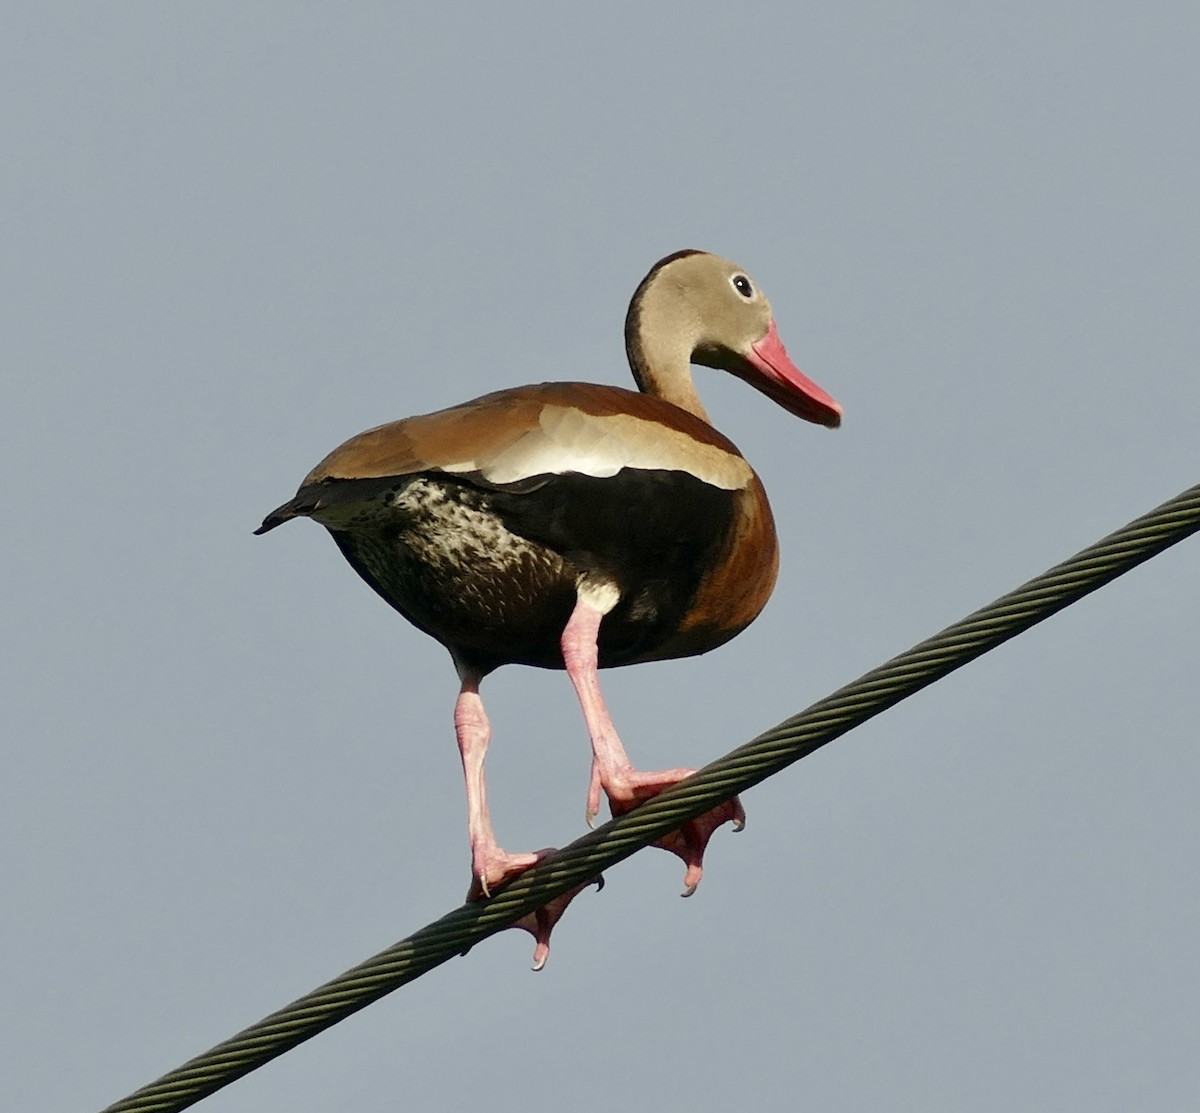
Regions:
[[624, 249, 706, 392]]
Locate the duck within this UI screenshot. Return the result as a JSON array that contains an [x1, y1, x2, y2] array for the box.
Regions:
[[256, 249, 842, 967]]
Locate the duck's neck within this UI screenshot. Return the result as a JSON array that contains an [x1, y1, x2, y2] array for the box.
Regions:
[[625, 300, 712, 424]]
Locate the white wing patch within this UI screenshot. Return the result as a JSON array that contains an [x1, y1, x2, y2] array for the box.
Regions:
[[441, 406, 751, 490]]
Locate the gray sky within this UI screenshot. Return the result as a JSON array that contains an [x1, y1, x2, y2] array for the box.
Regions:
[[4, 4, 1198, 1111]]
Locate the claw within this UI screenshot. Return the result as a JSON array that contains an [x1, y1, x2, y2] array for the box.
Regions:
[[605, 776, 745, 896], [468, 845, 543, 903], [614, 781, 744, 897], [466, 847, 554, 904], [466, 854, 603, 969], [513, 875, 605, 970]]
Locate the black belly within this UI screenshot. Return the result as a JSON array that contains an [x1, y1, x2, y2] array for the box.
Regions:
[[327, 468, 738, 674]]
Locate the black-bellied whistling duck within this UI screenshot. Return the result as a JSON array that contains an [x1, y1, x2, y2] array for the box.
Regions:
[[256, 250, 841, 967]]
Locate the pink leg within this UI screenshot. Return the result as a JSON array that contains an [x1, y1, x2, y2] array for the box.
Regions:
[[561, 597, 745, 896], [454, 669, 541, 897], [454, 664, 599, 970]]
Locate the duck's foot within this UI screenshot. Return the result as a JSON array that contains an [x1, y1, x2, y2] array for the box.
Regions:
[[505, 875, 605, 971], [469, 845, 544, 900], [466, 848, 603, 970], [599, 767, 745, 896]]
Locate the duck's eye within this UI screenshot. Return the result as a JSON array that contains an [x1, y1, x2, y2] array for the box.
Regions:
[[732, 274, 754, 298]]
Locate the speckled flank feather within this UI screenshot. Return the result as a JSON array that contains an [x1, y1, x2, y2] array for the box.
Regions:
[[329, 477, 576, 673], [304, 459, 753, 674]]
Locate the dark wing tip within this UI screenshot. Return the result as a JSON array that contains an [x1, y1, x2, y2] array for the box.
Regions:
[[253, 513, 288, 536], [254, 495, 313, 535], [254, 475, 405, 536]]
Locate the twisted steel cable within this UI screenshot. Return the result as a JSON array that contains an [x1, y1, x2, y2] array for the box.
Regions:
[[102, 482, 1200, 1113]]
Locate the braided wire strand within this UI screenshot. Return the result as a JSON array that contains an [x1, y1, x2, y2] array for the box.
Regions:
[[102, 483, 1200, 1113]]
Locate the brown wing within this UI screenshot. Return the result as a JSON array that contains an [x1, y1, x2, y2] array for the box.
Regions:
[[306, 383, 747, 480], [257, 383, 754, 533]]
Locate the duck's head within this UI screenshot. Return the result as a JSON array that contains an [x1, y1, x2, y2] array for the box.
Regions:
[[625, 249, 842, 428]]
